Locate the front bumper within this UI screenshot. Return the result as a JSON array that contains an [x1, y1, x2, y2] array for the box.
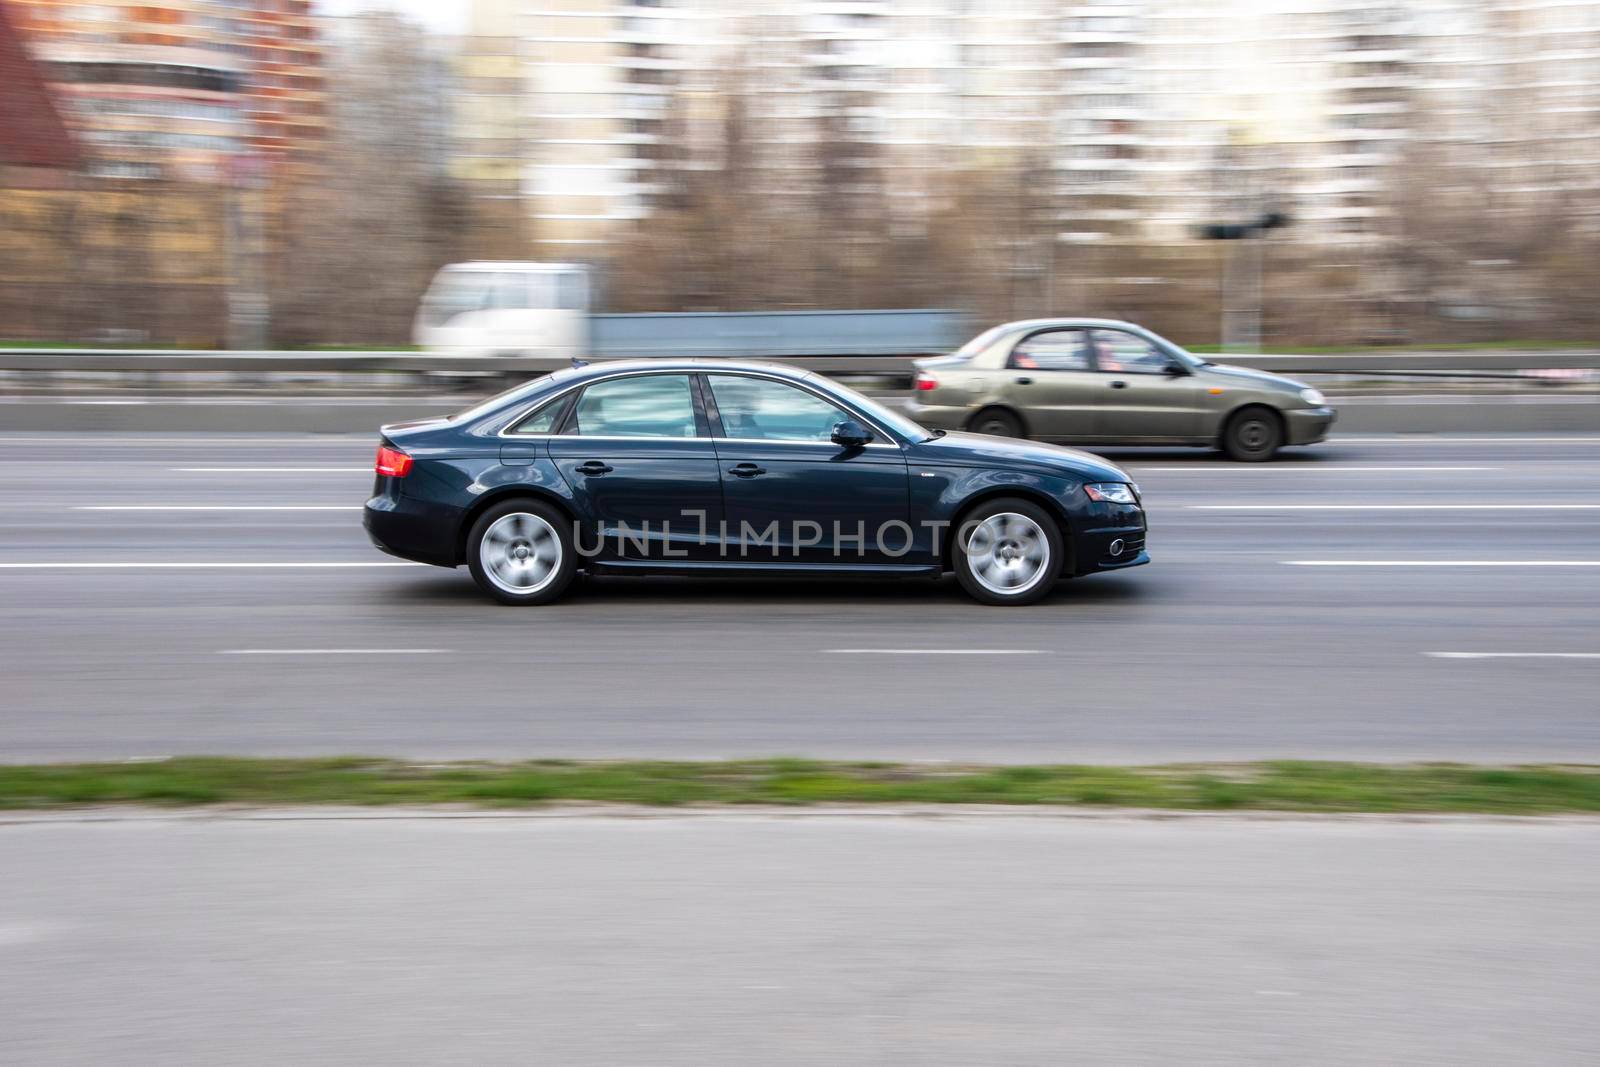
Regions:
[[1285, 406, 1337, 445], [1072, 501, 1149, 575]]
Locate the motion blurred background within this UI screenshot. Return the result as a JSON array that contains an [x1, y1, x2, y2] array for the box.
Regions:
[[3, 0, 1598, 353]]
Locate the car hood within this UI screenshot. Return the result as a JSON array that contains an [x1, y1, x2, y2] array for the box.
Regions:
[[1200, 363, 1307, 391], [908, 431, 1131, 481]]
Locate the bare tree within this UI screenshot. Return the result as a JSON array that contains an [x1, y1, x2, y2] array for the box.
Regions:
[[270, 11, 465, 347]]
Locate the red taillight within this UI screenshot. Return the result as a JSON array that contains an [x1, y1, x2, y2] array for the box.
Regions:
[[915, 371, 939, 391], [375, 444, 413, 478]]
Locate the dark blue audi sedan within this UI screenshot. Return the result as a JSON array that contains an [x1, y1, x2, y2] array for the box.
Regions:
[[364, 360, 1148, 605]]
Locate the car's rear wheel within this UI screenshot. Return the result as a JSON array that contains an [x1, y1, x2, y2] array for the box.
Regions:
[[952, 497, 1062, 606], [969, 407, 1024, 439], [467, 499, 576, 605], [1221, 406, 1284, 462]]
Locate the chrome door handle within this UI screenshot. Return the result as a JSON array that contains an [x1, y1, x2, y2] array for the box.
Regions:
[[574, 461, 613, 476], [728, 463, 766, 478]]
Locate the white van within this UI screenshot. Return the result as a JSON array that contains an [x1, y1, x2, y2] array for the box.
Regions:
[[414, 262, 592, 358]]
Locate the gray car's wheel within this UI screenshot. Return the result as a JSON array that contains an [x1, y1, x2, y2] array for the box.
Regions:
[[969, 407, 1025, 439], [467, 499, 577, 606], [1221, 406, 1284, 462], [952, 497, 1062, 606]]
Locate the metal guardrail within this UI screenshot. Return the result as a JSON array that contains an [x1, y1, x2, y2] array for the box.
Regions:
[[0, 348, 1597, 382], [590, 308, 972, 358]]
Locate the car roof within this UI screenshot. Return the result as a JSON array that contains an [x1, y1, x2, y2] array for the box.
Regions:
[[990, 317, 1148, 333], [566, 358, 815, 381]]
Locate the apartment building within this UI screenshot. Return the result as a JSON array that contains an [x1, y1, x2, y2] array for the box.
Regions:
[[501, 0, 1600, 252], [7, 0, 326, 183]]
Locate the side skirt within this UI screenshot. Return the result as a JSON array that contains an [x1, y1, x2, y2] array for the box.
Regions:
[[585, 560, 942, 579]]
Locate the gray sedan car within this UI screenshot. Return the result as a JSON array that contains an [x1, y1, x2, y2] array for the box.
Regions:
[[906, 318, 1336, 461]]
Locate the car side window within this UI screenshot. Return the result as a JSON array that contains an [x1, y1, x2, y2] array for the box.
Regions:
[[507, 394, 570, 435], [554, 271, 586, 311], [568, 374, 699, 438], [1009, 329, 1091, 371], [1092, 330, 1173, 375], [706, 375, 855, 443]]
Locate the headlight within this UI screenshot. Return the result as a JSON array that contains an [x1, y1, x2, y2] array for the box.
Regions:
[[1084, 482, 1138, 505], [1299, 387, 1326, 406]]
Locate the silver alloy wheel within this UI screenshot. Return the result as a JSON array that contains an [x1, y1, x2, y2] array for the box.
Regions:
[[479, 511, 562, 596], [964, 511, 1050, 596]]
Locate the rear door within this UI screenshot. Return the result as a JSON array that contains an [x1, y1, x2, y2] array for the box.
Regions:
[[1001, 327, 1101, 441], [1088, 329, 1209, 440], [704, 373, 912, 565], [546, 372, 724, 560]]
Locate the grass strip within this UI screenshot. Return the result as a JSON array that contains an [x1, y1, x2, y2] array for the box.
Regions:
[[1, 758, 1600, 814]]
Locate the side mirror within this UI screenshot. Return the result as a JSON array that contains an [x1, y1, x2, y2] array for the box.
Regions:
[[1163, 362, 1189, 377], [831, 420, 872, 448]]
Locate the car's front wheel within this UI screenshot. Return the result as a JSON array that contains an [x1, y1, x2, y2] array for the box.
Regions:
[[1221, 406, 1284, 462], [952, 498, 1063, 606], [467, 499, 577, 605]]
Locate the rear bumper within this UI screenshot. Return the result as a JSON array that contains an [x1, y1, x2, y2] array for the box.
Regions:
[[364, 494, 459, 568], [903, 399, 971, 430], [1285, 406, 1336, 445]]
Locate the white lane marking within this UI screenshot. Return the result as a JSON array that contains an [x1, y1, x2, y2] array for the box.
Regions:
[[75, 505, 361, 512], [1286, 561, 1600, 567], [1426, 652, 1600, 659], [825, 649, 1044, 655], [0, 561, 425, 569], [1333, 436, 1600, 444], [221, 648, 450, 655], [1133, 466, 1498, 472], [171, 467, 371, 473], [1192, 504, 1600, 511]]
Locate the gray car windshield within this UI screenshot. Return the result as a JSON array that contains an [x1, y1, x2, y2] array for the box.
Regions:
[[950, 325, 1009, 361]]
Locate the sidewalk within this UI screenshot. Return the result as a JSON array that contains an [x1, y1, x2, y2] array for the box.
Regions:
[[4, 812, 1597, 1065]]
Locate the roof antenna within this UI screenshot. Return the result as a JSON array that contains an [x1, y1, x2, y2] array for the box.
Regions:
[[570, 356, 589, 368]]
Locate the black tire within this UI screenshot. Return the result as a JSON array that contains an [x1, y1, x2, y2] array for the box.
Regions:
[[951, 496, 1063, 606], [1221, 406, 1284, 462], [466, 499, 577, 606], [969, 407, 1025, 439]]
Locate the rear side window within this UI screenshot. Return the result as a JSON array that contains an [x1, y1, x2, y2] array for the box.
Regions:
[[508, 393, 571, 435], [568, 374, 699, 438], [1009, 329, 1090, 371]]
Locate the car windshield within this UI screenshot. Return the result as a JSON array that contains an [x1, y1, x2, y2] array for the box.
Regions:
[[812, 374, 936, 442]]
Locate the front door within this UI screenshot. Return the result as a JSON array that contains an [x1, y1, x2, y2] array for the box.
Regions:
[[702, 373, 913, 566], [1000, 327, 1102, 441], [1088, 329, 1209, 440], [547, 372, 723, 560]]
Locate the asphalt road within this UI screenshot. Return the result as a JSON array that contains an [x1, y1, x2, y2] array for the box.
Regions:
[[3, 812, 1597, 1065], [2, 432, 1598, 763]]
